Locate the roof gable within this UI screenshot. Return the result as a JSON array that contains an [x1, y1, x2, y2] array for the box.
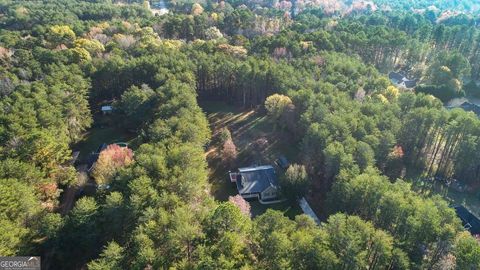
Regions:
[[403, 79, 417, 88], [236, 165, 279, 194], [460, 102, 480, 116], [388, 72, 404, 81], [389, 71, 417, 88]]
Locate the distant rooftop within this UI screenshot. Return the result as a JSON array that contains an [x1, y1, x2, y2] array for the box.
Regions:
[[460, 102, 480, 116], [388, 71, 417, 89], [446, 101, 480, 117], [101, 105, 113, 111], [455, 206, 480, 235]]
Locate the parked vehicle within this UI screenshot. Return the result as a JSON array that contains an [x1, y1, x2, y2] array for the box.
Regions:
[[275, 156, 290, 170]]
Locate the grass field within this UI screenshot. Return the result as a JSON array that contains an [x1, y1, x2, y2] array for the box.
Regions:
[[73, 114, 137, 161], [250, 200, 303, 218]]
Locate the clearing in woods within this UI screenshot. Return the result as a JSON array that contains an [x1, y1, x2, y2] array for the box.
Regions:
[[201, 101, 302, 218]]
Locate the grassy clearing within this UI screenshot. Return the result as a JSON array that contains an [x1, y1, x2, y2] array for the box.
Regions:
[[74, 114, 137, 161], [201, 101, 302, 218], [421, 182, 480, 217], [202, 101, 299, 164], [250, 200, 303, 218]]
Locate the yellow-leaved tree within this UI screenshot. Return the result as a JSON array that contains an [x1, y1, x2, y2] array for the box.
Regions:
[[264, 94, 293, 121]]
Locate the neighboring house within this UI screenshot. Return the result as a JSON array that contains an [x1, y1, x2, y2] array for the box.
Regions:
[[446, 101, 480, 117], [388, 71, 418, 89], [87, 142, 130, 172], [459, 102, 480, 116], [454, 206, 480, 235], [101, 105, 113, 115], [230, 165, 283, 204]]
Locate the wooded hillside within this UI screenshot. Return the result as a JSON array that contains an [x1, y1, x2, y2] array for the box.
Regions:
[[1, 0, 480, 269]]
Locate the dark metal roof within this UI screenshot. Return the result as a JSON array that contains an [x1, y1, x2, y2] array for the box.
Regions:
[[388, 72, 404, 81], [454, 206, 480, 235], [460, 102, 480, 116], [236, 165, 279, 194], [87, 143, 107, 171], [276, 156, 290, 169], [403, 79, 417, 88], [388, 72, 417, 88]]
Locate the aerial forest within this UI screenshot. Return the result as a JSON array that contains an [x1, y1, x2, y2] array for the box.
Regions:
[[1, 0, 480, 269]]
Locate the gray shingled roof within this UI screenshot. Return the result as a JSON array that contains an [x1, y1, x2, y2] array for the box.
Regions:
[[460, 102, 480, 116], [403, 79, 417, 88], [388, 71, 417, 88], [236, 165, 279, 194], [388, 72, 404, 82]]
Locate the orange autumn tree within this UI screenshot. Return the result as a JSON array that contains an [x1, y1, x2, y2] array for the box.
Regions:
[[228, 195, 251, 217], [92, 144, 134, 185], [385, 145, 404, 180]]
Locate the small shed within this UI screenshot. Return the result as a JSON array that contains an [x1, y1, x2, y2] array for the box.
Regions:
[[459, 102, 480, 116], [101, 105, 113, 115], [275, 156, 290, 170]]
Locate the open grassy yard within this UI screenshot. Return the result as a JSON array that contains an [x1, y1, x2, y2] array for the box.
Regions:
[[411, 179, 480, 217], [250, 200, 303, 218], [201, 101, 302, 217], [73, 114, 137, 161], [202, 101, 298, 163]]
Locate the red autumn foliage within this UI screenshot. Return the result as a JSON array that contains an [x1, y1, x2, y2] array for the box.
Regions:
[[229, 194, 251, 217], [389, 145, 404, 159], [92, 144, 134, 184]]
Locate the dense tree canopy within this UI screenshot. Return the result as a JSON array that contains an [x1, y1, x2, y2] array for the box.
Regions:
[[1, 0, 480, 269]]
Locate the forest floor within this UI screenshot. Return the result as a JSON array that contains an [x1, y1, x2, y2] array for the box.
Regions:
[[201, 100, 302, 218]]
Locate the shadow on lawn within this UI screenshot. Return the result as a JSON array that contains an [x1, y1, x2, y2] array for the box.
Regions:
[[203, 101, 303, 218]]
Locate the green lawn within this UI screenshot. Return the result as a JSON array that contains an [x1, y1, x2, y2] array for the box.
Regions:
[[74, 115, 137, 161], [250, 200, 303, 219], [431, 183, 480, 216], [412, 179, 480, 217]]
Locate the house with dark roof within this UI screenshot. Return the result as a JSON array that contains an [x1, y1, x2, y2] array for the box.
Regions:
[[459, 102, 480, 116], [231, 165, 282, 204], [87, 142, 130, 172], [454, 206, 480, 235], [388, 72, 404, 82], [388, 71, 418, 89]]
